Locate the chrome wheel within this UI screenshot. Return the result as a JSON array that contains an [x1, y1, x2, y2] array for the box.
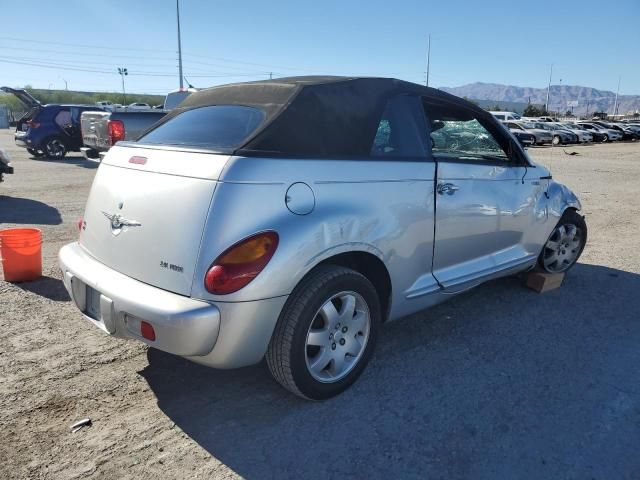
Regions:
[[552, 135, 561, 146], [542, 223, 583, 273], [45, 139, 66, 159], [305, 291, 371, 383]]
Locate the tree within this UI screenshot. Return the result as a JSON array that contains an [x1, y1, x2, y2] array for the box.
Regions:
[[523, 104, 548, 117], [565, 110, 573, 117]]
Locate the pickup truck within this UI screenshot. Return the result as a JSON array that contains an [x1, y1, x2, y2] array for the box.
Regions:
[[80, 88, 195, 161]]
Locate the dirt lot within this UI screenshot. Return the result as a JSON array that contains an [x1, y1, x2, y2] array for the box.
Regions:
[[1, 128, 639, 479]]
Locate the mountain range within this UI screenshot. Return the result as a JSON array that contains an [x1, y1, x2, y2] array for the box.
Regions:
[[439, 82, 640, 116]]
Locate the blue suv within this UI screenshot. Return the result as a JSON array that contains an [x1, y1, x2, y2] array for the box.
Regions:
[[1, 87, 103, 159]]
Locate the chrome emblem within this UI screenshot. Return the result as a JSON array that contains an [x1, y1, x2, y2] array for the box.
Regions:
[[102, 211, 141, 235]]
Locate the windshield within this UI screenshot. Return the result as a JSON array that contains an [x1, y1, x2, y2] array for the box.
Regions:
[[138, 105, 265, 149]]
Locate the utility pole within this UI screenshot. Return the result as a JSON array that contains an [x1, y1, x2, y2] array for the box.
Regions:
[[118, 67, 128, 105], [612, 76, 621, 118], [585, 99, 590, 118], [269, 72, 273, 80], [425, 34, 431, 87], [545, 63, 553, 114], [177, 0, 184, 89]]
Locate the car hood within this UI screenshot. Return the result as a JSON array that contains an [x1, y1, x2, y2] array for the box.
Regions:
[[0, 86, 41, 108]]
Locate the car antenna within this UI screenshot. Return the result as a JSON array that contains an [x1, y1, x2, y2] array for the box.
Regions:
[[183, 76, 195, 89]]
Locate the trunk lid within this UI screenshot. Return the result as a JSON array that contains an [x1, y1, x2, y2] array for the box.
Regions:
[[81, 110, 111, 150], [80, 145, 231, 296], [1, 86, 42, 108]]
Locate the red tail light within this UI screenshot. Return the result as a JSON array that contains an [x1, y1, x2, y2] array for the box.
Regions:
[[204, 232, 279, 294], [26, 120, 40, 129], [77, 217, 84, 232], [107, 119, 125, 146]]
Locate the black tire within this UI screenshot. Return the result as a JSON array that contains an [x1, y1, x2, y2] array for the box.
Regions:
[[552, 135, 561, 146], [26, 148, 45, 158], [537, 209, 587, 273], [44, 137, 67, 159], [266, 265, 381, 400], [601, 134, 608, 143], [530, 135, 536, 145]]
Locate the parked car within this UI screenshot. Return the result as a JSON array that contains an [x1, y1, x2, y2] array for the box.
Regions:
[[503, 121, 553, 145], [1, 86, 105, 159], [509, 129, 535, 147], [59, 77, 587, 400], [127, 103, 151, 111], [0, 148, 13, 183], [96, 101, 116, 112], [556, 123, 593, 143], [531, 122, 578, 145], [593, 122, 639, 141], [490, 111, 521, 121], [568, 123, 607, 142], [80, 88, 196, 161], [80, 110, 165, 161], [578, 123, 622, 142]]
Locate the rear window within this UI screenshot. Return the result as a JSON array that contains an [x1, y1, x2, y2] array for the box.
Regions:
[[138, 105, 265, 149]]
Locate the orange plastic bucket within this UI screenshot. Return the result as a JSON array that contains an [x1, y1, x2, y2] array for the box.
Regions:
[[0, 228, 43, 282]]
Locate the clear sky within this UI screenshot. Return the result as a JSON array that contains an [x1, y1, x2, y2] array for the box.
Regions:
[[1, 0, 639, 95]]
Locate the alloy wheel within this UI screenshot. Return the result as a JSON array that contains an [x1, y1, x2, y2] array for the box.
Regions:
[[305, 291, 371, 383], [45, 139, 65, 159], [542, 223, 583, 273]]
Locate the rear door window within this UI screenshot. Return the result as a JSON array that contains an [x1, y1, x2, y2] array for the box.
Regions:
[[138, 105, 265, 149], [370, 95, 429, 159]]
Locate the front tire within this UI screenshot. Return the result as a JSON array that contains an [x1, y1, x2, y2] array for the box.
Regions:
[[601, 134, 608, 143], [552, 135, 561, 146], [538, 209, 587, 273], [266, 265, 381, 400]]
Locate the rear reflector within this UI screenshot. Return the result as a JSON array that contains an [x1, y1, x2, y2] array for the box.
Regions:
[[140, 321, 156, 341], [129, 156, 147, 165]]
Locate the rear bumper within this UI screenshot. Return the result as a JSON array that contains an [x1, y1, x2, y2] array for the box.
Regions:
[[14, 134, 28, 148], [80, 147, 103, 162], [59, 242, 287, 368]]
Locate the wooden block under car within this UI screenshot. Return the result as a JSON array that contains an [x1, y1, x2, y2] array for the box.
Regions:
[[526, 272, 565, 293]]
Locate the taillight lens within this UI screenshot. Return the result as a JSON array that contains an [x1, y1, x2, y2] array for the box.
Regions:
[[26, 120, 40, 129], [204, 232, 279, 294], [107, 119, 125, 145], [77, 217, 84, 232]]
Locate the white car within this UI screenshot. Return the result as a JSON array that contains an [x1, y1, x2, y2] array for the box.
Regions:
[[126, 103, 151, 111], [558, 123, 593, 143], [490, 111, 521, 121]]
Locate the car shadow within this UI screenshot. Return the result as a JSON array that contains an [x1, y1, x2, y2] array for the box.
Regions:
[[33, 155, 98, 169], [0, 196, 62, 225], [11, 275, 70, 301], [140, 263, 640, 479]]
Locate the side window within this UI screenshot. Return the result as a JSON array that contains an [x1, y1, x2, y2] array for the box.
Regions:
[[494, 114, 505, 120], [424, 100, 512, 163], [54, 108, 72, 128], [370, 95, 429, 158]]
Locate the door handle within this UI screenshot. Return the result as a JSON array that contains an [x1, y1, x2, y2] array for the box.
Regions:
[[437, 183, 459, 195]]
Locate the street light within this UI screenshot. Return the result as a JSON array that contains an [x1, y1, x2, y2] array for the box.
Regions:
[[118, 67, 128, 105]]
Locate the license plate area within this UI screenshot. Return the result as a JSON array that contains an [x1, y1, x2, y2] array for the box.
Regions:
[[84, 285, 102, 321]]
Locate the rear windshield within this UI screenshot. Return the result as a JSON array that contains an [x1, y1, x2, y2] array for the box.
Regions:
[[137, 105, 265, 149]]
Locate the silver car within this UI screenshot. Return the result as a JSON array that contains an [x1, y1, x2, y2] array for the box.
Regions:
[[59, 77, 587, 399]]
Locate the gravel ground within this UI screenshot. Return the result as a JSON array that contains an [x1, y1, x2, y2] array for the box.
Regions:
[[1, 129, 639, 479]]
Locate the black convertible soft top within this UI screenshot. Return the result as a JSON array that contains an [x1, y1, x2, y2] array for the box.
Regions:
[[161, 76, 492, 157]]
